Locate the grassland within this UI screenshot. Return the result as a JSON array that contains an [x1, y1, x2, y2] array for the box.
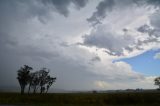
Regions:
[[0, 91, 160, 106]]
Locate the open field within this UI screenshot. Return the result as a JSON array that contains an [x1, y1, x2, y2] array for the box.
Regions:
[[0, 91, 160, 106]]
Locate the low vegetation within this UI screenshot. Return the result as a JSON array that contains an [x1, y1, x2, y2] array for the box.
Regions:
[[0, 92, 160, 106]]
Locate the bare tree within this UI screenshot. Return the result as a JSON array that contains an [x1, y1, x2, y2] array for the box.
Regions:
[[17, 65, 32, 94], [155, 77, 160, 89]]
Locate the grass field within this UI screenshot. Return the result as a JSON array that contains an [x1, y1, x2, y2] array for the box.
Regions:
[[0, 91, 160, 106]]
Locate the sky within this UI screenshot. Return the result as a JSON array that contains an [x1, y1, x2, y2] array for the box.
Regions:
[[0, 0, 160, 91]]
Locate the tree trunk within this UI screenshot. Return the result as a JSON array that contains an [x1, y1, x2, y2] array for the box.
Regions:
[[33, 86, 36, 94], [46, 88, 48, 93], [28, 84, 31, 94], [40, 86, 43, 94], [21, 86, 25, 95]]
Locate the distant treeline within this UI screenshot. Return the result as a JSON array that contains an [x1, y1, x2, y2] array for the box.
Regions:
[[17, 65, 56, 94]]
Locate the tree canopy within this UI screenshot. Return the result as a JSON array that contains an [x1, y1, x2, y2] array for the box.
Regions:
[[17, 65, 56, 94]]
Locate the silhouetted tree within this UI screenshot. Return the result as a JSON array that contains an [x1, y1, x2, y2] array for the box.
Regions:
[[46, 76, 56, 93], [31, 71, 40, 93], [28, 73, 33, 94], [39, 68, 50, 94], [17, 65, 32, 94], [155, 77, 160, 89], [34, 68, 56, 94], [28, 72, 37, 94], [17, 65, 56, 94]]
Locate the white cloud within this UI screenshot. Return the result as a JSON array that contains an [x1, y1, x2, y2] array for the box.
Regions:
[[94, 81, 111, 89], [82, 0, 160, 59], [94, 76, 156, 90], [154, 52, 160, 59]]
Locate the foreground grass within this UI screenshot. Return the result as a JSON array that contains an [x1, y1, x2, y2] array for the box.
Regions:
[[0, 91, 160, 106]]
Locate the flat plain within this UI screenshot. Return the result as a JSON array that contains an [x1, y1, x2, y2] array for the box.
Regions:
[[0, 91, 160, 106]]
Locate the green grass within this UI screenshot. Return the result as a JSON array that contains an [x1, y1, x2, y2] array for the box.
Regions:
[[0, 92, 160, 106]]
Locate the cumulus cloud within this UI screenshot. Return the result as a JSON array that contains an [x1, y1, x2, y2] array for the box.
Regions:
[[87, 0, 160, 26], [94, 76, 156, 90], [83, 25, 135, 56], [82, 0, 160, 57], [87, 0, 150, 26], [94, 81, 110, 89]]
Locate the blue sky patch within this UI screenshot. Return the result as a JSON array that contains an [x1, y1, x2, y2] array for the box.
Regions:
[[117, 50, 160, 76]]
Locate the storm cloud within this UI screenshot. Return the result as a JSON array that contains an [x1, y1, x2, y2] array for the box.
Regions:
[[42, 0, 88, 17], [87, 0, 115, 26], [0, 0, 158, 91]]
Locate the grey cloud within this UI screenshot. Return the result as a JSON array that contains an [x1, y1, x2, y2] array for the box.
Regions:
[[0, 0, 157, 91], [133, 0, 160, 6], [87, 0, 115, 26], [150, 11, 160, 28], [0, 35, 154, 90], [82, 26, 134, 56], [87, 0, 145, 26], [147, 0, 160, 6], [124, 46, 134, 52], [123, 28, 129, 32], [87, 0, 160, 26], [0, 32, 18, 48], [129, 38, 159, 52], [137, 18, 160, 46], [71, 0, 88, 9], [82, 23, 160, 56], [0, 0, 90, 90], [0, 29, 148, 90], [59, 42, 70, 47], [137, 38, 159, 45], [135, 9, 160, 52], [0, 0, 88, 24], [137, 24, 152, 33], [137, 24, 158, 37], [85, 5, 160, 56], [42, 0, 70, 17], [125, 38, 159, 52], [151, 29, 160, 37], [91, 56, 101, 62], [148, 11, 160, 38], [104, 50, 120, 56], [42, 0, 88, 17], [0, 0, 50, 24]]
